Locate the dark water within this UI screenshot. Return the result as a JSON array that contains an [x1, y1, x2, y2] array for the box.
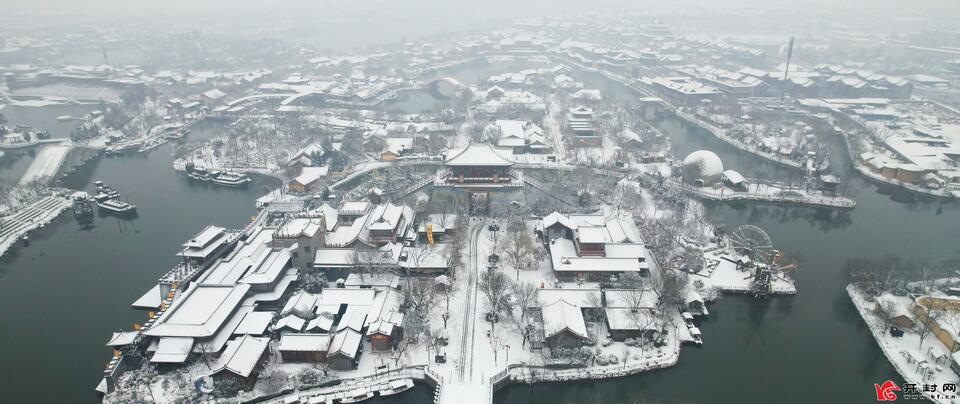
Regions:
[[0, 120, 280, 403], [493, 71, 960, 404], [1, 104, 100, 139], [0, 153, 35, 185], [383, 89, 452, 115]]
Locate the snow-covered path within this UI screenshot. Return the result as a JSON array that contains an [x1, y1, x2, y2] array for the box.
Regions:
[[437, 218, 494, 404]]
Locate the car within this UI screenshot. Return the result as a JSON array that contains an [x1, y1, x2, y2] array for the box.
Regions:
[[889, 326, 904, 337]]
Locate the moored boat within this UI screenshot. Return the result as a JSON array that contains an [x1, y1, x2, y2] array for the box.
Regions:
[[97, 199, 137, 215], [211, 171, 252, 187], [377, 379, 414, 396], [340, 388, 374, 403]]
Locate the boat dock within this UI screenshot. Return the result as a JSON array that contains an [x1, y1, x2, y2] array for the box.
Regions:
[[0, 195, 70, 257], [262, 369, 431, 404]]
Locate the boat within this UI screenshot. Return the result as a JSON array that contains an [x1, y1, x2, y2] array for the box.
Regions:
[[72, 192, 94, 218], [211, 171, 252, 187], [105, 143, 137, 156], [187, 170, 211, 182], [164, 131, 186, 141], [56, 115, 72, 121], [377, 379, 414, 396], [340, 388, 375, 403], [137, 137, 167, 153], [93, 182, 120, 201], [97, 199, 137, 215], [306, 395, 331, 404]]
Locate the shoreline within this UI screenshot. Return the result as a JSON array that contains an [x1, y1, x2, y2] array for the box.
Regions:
[[0, 194, 71, 258], [846, 285, 948, 404], [671, 110, 806, 170]]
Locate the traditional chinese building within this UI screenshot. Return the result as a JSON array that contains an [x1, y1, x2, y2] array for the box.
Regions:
[[435, 143, 524, 213], [441, 143, 517, 185]]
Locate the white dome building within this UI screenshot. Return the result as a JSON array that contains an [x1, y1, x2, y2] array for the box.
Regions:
[[681, 150, 724, 186]]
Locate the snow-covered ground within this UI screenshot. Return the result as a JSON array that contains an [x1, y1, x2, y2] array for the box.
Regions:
[[699, 250, 796, 295], [848, 285, 960, 404]]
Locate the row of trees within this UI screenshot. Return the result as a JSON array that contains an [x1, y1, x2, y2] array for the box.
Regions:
[[478, 268, 541, 348]]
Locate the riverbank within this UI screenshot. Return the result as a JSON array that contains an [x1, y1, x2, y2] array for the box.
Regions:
[[847, 285, 956, 404], [671, 110, 805, 170], [835, 126, 958, 200], [0, 193, 70, 258], [647, 175, 856, 209]]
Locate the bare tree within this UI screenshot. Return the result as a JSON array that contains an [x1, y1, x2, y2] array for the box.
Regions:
[[917, 305, 945, 350], [652, 269, 688, 308], [877, 297, 899, 331], [619, 273, 650, 313], [479, 268, 513, 330], [500, 229, 536, 280], [350, 247, 393, 278], [404, 278, 438, 317]]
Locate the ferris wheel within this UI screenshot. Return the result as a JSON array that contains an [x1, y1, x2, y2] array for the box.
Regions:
[[728, 225, 774, 262]]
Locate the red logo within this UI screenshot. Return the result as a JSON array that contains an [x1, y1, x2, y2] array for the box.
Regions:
[[875, 380, 900, 401]]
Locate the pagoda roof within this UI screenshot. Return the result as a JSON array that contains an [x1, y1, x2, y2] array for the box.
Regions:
[[444, 143, 514, 167]]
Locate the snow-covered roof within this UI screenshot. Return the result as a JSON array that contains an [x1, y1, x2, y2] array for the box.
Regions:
[[542, 299, 588, 339], [145, 284, 251, 338], [275, 218, 324, 239], [328, 329, 362, 358], [537, 288, 601, 308], [605, 307, 658, 331], [106, 331, 139, 347], [336, 306, 368, 332], [150, 337, 194, 363], [549, 238, 649, 273], [313, 248, 357, 268], [339, 201, 372, 216], [366, 203, 408, 231], [345, 273, 400, 289], [239, 248, 292, 286], [132, 284, 162, 310], [210, 335, 269, 378], [577, 227, 606, 244], [317, 288, 377, 308], [233, 311, 274, 336], [273, 314, 307, 332], [201, 227, 275, 285], [278, 333, 331, 352], [444, 143, 514, 167], [202, 88, 226, 100], [305, 315, 335, 332], [495, 120, 526, 139], [180, 226, 230, 259], [722, 169, 746, 184], [542, 211, 577, 230], [282, 290, 319, 316], [183, 226, 227, 249], [604, 289, 659, 308], [293, 166, 329, 186]]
